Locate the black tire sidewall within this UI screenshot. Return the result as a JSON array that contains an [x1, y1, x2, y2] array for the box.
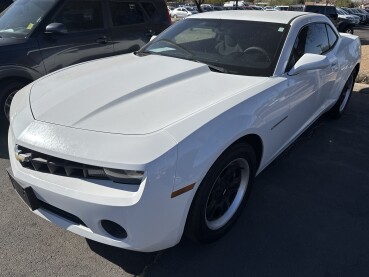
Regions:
[[185, 142, 256, 243], [0, 80, 27, 122], [330, 71, 355, 119]]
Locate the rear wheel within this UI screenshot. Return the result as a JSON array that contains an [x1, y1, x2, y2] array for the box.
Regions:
[[344, 26, 354, 34], [329, 71, 355, 119], [185, 142, 256, 243], [0, 80, 28, 122]]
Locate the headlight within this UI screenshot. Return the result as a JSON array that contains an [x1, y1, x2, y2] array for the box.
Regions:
[[104, 168, 144, 185]]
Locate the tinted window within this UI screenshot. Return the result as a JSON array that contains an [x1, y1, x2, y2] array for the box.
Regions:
[[287, 23, 330, 70], [0, 0, 57, 38], [326, 6, 337, 15], [142, 2, 166, 24], [304, 6, 324, 14], [109, 1, 145, 26], [305, 24, 329, 54], [326, 24, 338, 48], [55, 0, 104, 32]]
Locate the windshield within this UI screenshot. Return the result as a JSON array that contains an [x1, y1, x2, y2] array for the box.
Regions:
[[139, 19, 288, 77], [338, 9, 349, 15], [0, 0, 57, 38]]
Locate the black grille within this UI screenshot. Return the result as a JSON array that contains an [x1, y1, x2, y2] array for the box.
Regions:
[[39, 200, 86, 226], [17, 145, 109, 180]]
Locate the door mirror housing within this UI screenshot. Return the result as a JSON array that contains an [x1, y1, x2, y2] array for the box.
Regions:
[[288, 53, 330, 76], [45, 23, 68, 35]]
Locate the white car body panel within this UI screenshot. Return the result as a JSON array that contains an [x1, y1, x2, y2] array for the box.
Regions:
[[30, 54, 268, 135], [8, 11, 361, 252]]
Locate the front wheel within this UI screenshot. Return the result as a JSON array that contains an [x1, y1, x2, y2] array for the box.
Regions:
[[344, 27, 354, 34], [185, 142, 256, 243], [0, 80, 28, 122], [329, 71, 355, 119]]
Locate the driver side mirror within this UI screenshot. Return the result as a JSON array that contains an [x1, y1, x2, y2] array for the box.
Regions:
[[45, 23, 68, 35], [288, 53, 330, 76]]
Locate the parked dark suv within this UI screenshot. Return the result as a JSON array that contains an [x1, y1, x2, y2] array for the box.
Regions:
[[0, 0, 170, 122], [303, 5, 355, 34]]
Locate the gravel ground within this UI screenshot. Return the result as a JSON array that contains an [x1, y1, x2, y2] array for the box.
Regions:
[[360, 45, 369, 76]]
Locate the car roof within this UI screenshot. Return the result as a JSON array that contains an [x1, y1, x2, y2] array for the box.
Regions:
[[189, 11, 310, 24]]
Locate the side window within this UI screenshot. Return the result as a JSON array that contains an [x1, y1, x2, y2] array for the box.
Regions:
[[326, 24, 338, 48], [109, 1, 145, 26], [142, 2, 166, 24], [54, 0, 104, 32], [287, 23, 330, 71], [304, 23, 330, 55]]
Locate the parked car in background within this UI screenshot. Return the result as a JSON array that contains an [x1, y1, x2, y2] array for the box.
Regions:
[[172, 7, 198, 18], [213, 6, 224, 11], [7, 11, 360, 252], [0, 0, 13, 12], [167, 6, 174, 17], [304, 5, 356, 34], [250, 5, 264, 10], [275, 6, 289, 11], [352, 8, 369, 23], [337, 7, 360, 25], [288, 5, 304, 11], [0, 0, 171, 123], [341, 7, 367, 24], [201, 4, 214, 12]]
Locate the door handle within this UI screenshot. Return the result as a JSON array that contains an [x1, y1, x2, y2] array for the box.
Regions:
[[96, 36, 108, 44]]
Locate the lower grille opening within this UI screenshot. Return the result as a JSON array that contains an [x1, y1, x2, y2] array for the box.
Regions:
[[39, 200, 87, 227]]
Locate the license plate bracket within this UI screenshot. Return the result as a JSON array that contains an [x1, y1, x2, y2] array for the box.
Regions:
[[6, 168, 40, 211]]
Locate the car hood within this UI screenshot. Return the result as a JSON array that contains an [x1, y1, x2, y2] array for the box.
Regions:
[[30, 54, 268, 135]]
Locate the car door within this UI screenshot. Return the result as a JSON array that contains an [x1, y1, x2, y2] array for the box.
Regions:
[[284, 23, 333, 137], [179, 8, 186, 18], [107, 0, 151, 55], [37, 0, 114, 74]]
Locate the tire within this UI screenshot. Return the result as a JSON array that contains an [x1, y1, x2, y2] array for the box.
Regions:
[[329, 70, 355, 119], [0, 80, 28, 122], [185, 142, 256, 243], [344, 27, 354, 34]]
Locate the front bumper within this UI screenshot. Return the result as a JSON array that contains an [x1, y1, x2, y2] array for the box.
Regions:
[[8, 125, 193, 252]]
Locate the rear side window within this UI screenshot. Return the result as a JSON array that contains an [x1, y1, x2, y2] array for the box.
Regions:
[[109, 1, 145, 26], [325, 6, 337, 15], [54, 0, 104, 32], [304, 6, 324, 14], [326, 24, 338, 48], [141, 2, 167, 24]]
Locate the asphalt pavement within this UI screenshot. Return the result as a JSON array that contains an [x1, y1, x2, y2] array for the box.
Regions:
[[1, 36, 369, 277], [355, 25, 369, 45]]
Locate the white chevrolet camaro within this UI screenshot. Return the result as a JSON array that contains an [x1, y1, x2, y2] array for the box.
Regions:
[[8, 11, 360, 252]]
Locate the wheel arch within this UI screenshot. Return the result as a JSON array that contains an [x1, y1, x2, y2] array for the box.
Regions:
[[232, 134, 263, 174], [354, 63, 360, 79], [0, 76, 33, 87]]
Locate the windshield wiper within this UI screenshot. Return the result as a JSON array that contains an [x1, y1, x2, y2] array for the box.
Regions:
[[134, 51, 153, 57], [188, 59, 229, 73], [206, 64, 229, 73]]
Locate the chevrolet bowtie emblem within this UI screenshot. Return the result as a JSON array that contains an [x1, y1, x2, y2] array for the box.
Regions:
[[15, 145, 32, 163]]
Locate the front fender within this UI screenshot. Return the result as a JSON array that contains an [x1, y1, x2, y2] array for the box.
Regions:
[[0, 65, 43, 81]]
